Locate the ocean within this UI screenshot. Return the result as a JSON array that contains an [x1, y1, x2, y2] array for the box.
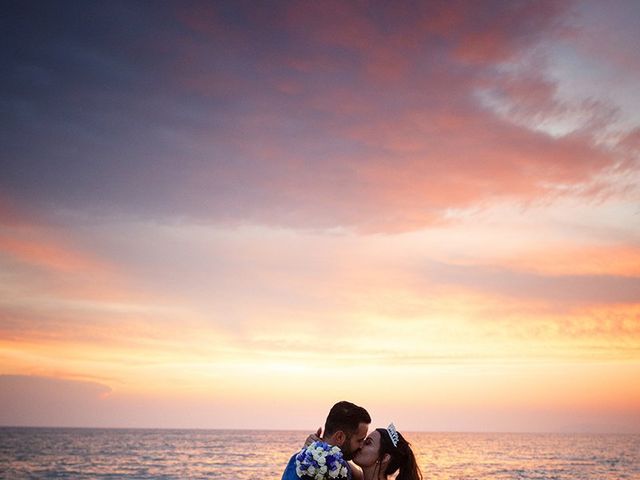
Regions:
[[0, 428, 638, 479]]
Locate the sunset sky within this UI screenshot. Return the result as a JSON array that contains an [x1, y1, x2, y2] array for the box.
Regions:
[[1, 0, 639, 433]]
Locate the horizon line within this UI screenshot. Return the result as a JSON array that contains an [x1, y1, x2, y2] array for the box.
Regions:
[[1, 425, 637, 435]]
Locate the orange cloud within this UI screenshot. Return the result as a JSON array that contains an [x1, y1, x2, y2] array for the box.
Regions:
[[0, 197, 172, 316], [491, 243, 640, 277], [0, 235, 107, 273], [0, 198, 111, 273]]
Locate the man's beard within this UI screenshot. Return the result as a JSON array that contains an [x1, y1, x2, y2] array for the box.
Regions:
[[340, 440, 357, 461]]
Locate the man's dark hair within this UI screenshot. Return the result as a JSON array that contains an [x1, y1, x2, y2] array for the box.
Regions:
[[324, 400, 371, 436]]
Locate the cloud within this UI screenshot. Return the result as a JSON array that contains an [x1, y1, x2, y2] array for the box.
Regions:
[[0, 205, 149, 306], [1, 1, 637, 232], [0, 229, 107, 274], [571, 0, 640, 75], [486, 243, 640, 277], [0, 375, 111, 427], [422, 261, 640, 305], [0, 374, 271, 428]]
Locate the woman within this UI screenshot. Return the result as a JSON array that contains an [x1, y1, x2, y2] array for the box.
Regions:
[[352, 424, 423, 480]]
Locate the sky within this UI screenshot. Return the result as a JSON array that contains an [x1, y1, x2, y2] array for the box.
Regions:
[[1, 0, 639, 433]]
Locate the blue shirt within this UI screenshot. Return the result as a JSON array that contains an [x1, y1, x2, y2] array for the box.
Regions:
[[281, 454, 298, 480]]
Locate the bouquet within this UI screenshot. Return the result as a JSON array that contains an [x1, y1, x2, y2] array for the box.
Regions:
[[295, 441, 349, 479]]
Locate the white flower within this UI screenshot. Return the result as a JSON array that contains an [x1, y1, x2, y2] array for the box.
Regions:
[[296, 440, 348, 479]]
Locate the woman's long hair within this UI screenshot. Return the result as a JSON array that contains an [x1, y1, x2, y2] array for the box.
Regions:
[[375, 428, 423, 480]]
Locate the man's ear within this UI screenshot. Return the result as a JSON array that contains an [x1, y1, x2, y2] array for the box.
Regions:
[[334, 430, 346, 446]]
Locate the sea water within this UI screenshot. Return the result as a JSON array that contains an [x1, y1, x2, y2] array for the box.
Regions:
[[0, 428, 638, 479]]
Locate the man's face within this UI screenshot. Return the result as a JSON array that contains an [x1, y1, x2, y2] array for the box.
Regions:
[[341, 422, 369, 460]]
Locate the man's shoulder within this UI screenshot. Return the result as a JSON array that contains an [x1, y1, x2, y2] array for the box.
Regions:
[[281, 453, 299, 480]]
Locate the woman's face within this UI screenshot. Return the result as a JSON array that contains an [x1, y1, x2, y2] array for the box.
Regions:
[[353, 430, 381, 467]]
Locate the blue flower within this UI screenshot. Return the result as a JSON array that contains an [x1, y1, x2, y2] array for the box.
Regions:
[[296, 440, 348, 479]]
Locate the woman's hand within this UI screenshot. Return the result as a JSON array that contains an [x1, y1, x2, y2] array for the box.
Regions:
[[303, 427, 322, 447]]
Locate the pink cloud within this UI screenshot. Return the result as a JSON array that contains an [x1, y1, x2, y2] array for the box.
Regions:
[[448, 1, 569, 64], [152, 0, 636, 232], [4, 1, 637, 233], [570, 0, 640, 75]]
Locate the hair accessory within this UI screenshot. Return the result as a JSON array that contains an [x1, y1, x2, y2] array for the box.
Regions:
[[386, 423, 399, 447]]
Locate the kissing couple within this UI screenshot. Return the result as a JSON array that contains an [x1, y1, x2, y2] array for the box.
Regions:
[[281, 401, 422, 480]]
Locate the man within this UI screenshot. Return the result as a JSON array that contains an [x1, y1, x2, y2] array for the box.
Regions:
[[281, 400, 371, 480]]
